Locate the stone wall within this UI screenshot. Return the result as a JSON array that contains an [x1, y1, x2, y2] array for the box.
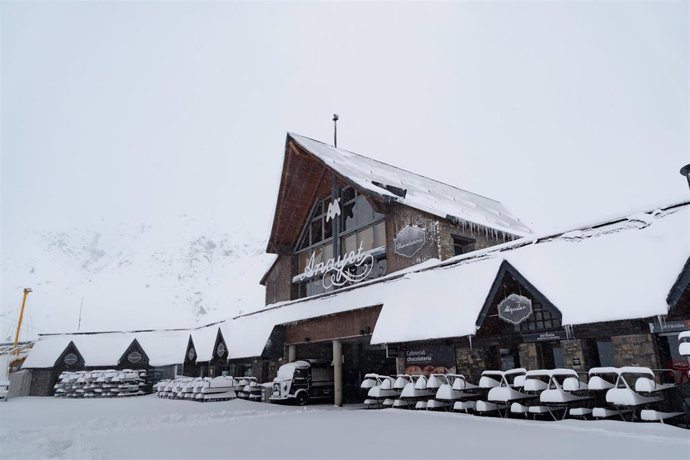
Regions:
[[560, 339, 587, 372], [612, 334, 660, 369], [29, 369, 55, 396], [385, 206, 507, 273], [518, 343, 539, 370], [455, 345, 493, 382]]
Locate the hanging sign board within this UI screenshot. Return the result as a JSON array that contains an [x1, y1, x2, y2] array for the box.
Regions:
[[523, 330, 568, 342], [393, 225, 427, 258], [403, 345, 455, 375], [498, 294, 533, 325], [648, 319, 690, 334]]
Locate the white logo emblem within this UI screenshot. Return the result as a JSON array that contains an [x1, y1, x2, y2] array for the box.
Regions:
[[325, 199, 341, 222]]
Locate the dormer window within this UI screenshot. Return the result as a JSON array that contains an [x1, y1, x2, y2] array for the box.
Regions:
[[452, 234, 476, 256]]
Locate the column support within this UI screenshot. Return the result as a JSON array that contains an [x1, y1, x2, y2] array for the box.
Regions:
[[333, 340, 343, 407], [288, 344, 296, 363]]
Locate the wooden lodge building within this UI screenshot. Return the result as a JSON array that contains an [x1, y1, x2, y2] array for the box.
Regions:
[[20, 132, 690, 403], [224, 133, 690, 405]]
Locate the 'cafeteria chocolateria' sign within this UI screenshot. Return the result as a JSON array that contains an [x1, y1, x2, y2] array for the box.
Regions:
[[498, 294, 533, 325], [403, 345, 455, 375]]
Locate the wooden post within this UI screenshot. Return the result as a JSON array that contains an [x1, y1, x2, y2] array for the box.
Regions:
[[288, 344, 296, 363]]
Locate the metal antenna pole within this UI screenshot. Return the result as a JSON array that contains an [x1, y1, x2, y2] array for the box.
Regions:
[[78, 297, 84, 331], [332, 114, 339, 148]]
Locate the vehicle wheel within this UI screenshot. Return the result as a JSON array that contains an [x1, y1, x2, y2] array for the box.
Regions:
[[296, 392, 309, 406]]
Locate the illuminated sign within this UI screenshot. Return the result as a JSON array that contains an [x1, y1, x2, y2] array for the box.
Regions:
[[297, 241, 374, 289]]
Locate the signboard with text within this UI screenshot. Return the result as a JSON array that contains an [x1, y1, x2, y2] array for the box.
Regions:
[[648, 319, 690, 334], [403, 345, 455, 375], [523, 330, 568, 343], [498, 294, 533, 325]]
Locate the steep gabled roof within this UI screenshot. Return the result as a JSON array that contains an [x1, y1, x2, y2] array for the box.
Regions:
[[667, 256, 690, 308], [267, 133, 531, 253], [289, 133, 532, 237]]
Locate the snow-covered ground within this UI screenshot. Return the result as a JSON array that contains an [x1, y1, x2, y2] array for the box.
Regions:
[[0, 397, 688, 459]]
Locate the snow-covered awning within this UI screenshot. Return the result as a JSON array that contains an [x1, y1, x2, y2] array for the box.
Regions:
[[289, 133, 532, 237], [228, 202, 689, 358]]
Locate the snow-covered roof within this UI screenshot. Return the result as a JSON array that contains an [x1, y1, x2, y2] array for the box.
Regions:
[[135, 330, 190, 367], [23, 329, 190, 368], [21, 335, 73, 368], [289, 133, 532, 237], [190, 324, 221, 363], [228, 201, 689, 359]]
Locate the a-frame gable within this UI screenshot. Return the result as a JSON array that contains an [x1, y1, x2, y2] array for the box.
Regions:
[[267, 135, 388, 254], [210, 329, 228, 365], [55, 341, 85, 370], [667, 256, 690, 311], [118, 338, 150, 369], [475, 260, 561, 332], [184, 335, 197, 365]]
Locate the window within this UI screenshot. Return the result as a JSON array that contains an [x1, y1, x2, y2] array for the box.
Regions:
[[294, 186, 387, 299], [452, 235, 476, 256], [513, 301, 561, 332]]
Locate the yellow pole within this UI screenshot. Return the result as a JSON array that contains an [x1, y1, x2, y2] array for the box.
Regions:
[[13, 288, 32, 358]]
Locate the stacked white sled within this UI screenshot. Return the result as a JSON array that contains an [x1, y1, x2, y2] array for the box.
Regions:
[[155, 375, 237, 402], [53, 370, 149, 398]]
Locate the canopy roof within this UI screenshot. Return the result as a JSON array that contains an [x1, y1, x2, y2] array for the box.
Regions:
[[231, 201, 688, 359]]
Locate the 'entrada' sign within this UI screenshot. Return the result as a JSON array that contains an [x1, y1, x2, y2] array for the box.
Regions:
[[498, 294, 533, 325], [297, 241, 374, 289], [393, 225, 427, 258]]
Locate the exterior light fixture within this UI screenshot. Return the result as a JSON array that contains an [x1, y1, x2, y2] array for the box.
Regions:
[[681, 164, 690, 191]]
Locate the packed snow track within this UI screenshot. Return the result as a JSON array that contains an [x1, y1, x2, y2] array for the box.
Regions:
[[0, 396, 688, 459]]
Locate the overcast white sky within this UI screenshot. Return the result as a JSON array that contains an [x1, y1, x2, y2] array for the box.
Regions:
[[1, 1, 688, 332]]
